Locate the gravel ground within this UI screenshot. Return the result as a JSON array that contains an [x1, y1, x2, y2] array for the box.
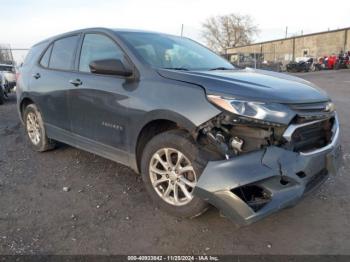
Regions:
[[0, 70, 349, 255]]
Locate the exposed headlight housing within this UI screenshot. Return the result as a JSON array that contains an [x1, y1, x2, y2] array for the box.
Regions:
[[207, 95, 294, 125]]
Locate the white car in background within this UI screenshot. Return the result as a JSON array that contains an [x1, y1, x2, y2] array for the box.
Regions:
[[0, 64, 16, 104]]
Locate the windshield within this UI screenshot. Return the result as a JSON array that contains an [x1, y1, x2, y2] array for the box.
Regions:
[[118, 32, 234, 71]]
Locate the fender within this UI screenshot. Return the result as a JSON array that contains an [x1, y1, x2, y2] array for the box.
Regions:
[[137, 109, 198, 133], [130, 109, 198, 155], [128, 109, 211, 173]]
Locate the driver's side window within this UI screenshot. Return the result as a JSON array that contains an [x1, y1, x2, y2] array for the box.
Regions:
[[79, 33, 124, 73]]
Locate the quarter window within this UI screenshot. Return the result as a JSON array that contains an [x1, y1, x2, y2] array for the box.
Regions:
[[23, 42, 47, 66], [79, 34, 124, 73], [49, 35, 79, 70], [40, 44, 52, 68]]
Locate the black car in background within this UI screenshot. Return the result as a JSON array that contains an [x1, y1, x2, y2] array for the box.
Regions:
[[286, 57, 316, 73], [17, 28, 341, 225]]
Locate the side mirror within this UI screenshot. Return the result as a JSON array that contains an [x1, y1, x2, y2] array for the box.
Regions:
[[89, 59, 132, 77]]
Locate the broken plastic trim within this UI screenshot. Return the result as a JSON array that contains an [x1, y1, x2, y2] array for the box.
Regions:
[[231, 185, 271, 212]]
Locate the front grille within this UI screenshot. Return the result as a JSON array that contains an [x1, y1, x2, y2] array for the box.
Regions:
[[291, 118, 333, 152], [288, 102, 334, 123], [288, 101, 329, 112]]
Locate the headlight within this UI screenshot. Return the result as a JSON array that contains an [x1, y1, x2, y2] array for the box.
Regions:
[[207, 95, 294, 124]]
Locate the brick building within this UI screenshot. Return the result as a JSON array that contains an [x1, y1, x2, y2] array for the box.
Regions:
[[226, 27, 350, 65]]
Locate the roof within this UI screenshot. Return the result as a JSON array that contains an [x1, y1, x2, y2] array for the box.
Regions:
[[32, 27, 168, 48]]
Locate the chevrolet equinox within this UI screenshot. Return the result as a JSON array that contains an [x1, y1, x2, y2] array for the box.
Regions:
[[17, 28, 342, 225]]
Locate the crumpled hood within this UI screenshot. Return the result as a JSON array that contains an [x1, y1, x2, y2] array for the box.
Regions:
[[157, 68, 329, 103]]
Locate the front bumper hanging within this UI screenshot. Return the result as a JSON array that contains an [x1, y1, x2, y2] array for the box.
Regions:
[[194, 116, 342, 225]]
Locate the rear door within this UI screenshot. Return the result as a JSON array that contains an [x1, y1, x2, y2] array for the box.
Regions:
[[68, 32, 132, 155], [30, 35, 80, 132]]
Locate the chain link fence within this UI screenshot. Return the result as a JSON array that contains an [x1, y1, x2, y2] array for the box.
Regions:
[[1, 44, 348, 72], [226, 52, 285, 72]]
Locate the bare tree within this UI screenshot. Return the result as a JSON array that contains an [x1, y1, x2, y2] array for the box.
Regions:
[[0, 44, 14, 64], [202, 13, 259, 53]]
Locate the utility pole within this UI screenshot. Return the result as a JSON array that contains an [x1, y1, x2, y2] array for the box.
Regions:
[[9, 45, 14, 64], [285, 26, 288, 38], [181, 24, 184, 37]]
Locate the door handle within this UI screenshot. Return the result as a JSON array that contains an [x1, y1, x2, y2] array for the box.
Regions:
[[69, 79, 83, 86], [32, 73, 41, 79]]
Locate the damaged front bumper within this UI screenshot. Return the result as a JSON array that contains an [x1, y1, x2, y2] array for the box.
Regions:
[[194, 116, 342, 225]]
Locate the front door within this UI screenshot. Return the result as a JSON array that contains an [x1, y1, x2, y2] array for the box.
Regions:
[[68, 33, 132, 156]]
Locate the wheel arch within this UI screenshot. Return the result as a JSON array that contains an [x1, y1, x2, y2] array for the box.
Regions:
[[19, 97, 36, 122], [133, 110, 198, 173]]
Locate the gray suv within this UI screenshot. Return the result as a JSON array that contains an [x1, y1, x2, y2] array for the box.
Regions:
[[17, 28, 342, 225]]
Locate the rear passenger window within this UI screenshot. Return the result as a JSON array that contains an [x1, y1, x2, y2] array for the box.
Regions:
[[79, 34, 124, 73], [40, 45, 52, 68], [49, 35, 79, 70]]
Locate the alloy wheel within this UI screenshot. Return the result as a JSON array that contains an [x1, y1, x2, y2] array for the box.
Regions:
[[149, 148, 197, 206], [26, 112, 41, 145]]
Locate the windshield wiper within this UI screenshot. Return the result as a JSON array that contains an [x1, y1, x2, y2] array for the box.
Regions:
[[163, 67, 189, 71], [209, 67, 233, 71]]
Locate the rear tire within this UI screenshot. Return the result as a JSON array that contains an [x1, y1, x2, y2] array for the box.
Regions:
[[23, 104, 56, 152], [141, 129, 210, 218]]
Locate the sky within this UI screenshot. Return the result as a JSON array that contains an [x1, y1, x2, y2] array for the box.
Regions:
[[1, 0, 350, 63]]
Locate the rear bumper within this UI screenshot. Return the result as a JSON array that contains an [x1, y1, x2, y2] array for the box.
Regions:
[[194, 117, 342, 225]]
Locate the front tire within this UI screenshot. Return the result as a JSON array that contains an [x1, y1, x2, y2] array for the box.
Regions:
[[23, 104, 56, 152], [141, 130, 210, 218]]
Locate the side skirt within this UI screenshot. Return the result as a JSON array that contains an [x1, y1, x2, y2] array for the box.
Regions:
[[45, 124, 133, 169]]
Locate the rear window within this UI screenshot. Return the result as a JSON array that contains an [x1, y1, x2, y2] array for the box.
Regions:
[[49, 35, 79, 70]]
